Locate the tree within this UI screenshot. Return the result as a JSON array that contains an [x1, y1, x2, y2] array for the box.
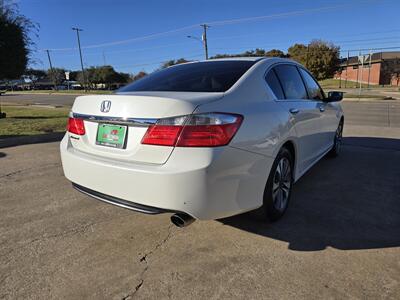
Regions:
[[211, 48, 288, 59], [287, 43, 308, 64], [76, 71, 86, 88], [98, 65, 116, 88], [75, 66, 130, 89], [211, 49, 266, 59], [288, 40, 340, 80], [131, 71, 147, 82], [114, 72, 130, 84], [161, 58, 189, 69], [68, 71, 80, 81], [243, 48, 266, 57], [265, 49, 287, 58], [24, 68, 46, 88], [47, 68, 66, 86], [0, 5, 37, 80]]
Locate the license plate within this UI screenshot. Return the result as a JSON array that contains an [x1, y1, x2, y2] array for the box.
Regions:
[[96, 124, 127, 149]]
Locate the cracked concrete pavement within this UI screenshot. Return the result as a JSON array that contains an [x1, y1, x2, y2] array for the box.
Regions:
[[1, 123, 400, 299]]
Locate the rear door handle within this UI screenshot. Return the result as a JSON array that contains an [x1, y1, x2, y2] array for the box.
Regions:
[[289, 108, 300, 114]]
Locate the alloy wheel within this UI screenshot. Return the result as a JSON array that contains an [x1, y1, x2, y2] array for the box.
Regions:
[[335, 122, 343, 153], [272, 157, 292, 212]]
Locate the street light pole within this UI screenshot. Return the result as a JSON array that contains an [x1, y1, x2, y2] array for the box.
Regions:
[[187, 24, 210, 60], [72, 27, 87, 91]]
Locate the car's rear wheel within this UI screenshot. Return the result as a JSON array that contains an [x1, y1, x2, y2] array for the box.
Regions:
[[328, 120, 343, 157], [263, 147, 293, 222]]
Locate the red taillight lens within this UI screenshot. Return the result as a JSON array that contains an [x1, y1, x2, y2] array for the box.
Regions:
[[141, 125, 183, 146], [141, 113, 243, 147], [177, 122, 241, 147], [67, 117, 85, 135]]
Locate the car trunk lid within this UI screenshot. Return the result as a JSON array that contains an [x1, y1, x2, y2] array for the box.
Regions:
[[68, 92, 223, 164]]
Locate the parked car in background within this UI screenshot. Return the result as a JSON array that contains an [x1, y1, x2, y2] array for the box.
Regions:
[[60, 58, 344, 227]]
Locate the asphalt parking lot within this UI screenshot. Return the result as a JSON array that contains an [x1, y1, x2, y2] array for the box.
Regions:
[[1, 97, 400, 299], [2, 92, 400, 128]]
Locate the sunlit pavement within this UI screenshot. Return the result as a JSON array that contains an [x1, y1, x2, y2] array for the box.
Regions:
[[0, 110, 399, 299]]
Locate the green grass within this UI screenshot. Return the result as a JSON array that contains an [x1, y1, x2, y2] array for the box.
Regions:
[[342, 94, 388, 99], [8, 90, 113, 95], [0, 105, 70, 137], [319, 79, 376, 89]]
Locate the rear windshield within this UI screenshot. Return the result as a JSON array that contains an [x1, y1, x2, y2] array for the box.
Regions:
[[118, 60, 257, 93]]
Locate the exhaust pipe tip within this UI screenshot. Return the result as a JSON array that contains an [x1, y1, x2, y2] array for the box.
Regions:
[[171, 213, 195, 228]]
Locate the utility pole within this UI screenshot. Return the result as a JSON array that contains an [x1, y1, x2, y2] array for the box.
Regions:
[[201, 24, 210, 60], [72, 27, 86, 91], [367, 50, 372, 88], [344, 50, 349, 88], [46, 49, 57, 90], [359, 51, 364, 98], [339, 56, 342, 89]]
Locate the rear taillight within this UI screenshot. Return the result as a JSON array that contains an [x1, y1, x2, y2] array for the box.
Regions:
[[141, 113, 243, 147], [67, 117, 85, 135]]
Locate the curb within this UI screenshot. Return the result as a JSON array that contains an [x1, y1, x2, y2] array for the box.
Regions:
[[343, 98, 398, 102], [0, 132, 65, 149]]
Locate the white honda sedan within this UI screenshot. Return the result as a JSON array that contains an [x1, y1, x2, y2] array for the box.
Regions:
[[60, 57, 344, 227]]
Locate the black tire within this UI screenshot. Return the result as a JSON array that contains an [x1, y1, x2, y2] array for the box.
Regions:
[[328, 120, 343, 157], [263, 147, 294, 222]]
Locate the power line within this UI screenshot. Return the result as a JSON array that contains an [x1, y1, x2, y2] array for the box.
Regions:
[[113, 53, 204, 69], [208, 36, 400, 54], [43, 0, 381, 52], [333, 36, 400, 44], [44, 24, 200, 52], [206, 3, 352, 26], [44, 29, 400, 59]]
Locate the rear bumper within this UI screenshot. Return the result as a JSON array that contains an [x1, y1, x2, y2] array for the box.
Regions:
[[72, 183, 179, 214], [60, 134, 273, 220]]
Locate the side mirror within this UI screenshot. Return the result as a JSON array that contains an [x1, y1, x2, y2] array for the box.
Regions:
[[326, 91, 344, 102]]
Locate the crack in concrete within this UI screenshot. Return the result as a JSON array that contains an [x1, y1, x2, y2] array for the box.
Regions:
[[122, 280, 143, 300], [121, 225, 175, 299], [140, 225, 174, 263], [0, 169, 25, 178]]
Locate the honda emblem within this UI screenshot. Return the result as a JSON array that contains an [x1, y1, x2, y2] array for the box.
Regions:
[[100, 100, 111, 113]]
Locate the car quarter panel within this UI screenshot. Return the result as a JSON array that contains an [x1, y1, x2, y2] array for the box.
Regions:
[[194, 59, 299, 166]]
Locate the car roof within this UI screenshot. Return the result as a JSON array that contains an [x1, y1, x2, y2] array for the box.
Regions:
[[207, 57, 266, 62], [191, 57, 296, 64]]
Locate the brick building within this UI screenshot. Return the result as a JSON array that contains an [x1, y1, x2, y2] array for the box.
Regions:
[[334, 51, 400, 86]]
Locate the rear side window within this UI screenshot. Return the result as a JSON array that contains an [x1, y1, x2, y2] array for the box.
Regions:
[[299, 68, 325, 100], [118, 61, 256, 93], [265, 70, 285, 100], [274, 65, 308, 99]]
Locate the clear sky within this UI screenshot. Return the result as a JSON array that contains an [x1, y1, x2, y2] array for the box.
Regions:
[[16, 0, 400, 74]]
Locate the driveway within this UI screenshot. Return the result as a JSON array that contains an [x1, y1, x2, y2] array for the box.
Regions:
[[0, 124, 399, 299]]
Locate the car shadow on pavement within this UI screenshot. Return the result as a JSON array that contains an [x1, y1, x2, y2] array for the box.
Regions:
[[219, 137, 400, 251], [0, 152, 6, 158]]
